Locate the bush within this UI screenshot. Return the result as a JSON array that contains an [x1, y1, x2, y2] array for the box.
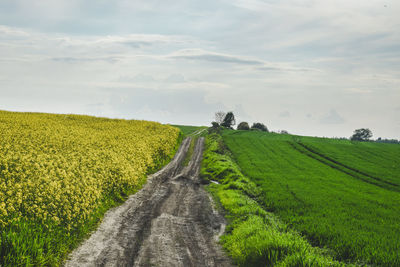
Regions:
[[211, 121, 219, 128], [208, 121, 221, 134], [251, 122, 269, 132], [237, 122, 250, 130]]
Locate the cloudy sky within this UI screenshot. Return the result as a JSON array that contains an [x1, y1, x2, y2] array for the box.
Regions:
[[1, 0, 399, 139]]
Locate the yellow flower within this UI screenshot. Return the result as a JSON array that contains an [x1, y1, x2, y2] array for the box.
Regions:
[[0, 110, 179, 234]]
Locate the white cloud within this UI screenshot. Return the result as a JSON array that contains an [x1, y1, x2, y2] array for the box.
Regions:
[[169, 49, 317, 73], [169, 48, 264, 65], [0, 0, 399, 139], [345, 88, 373, 95], [0, 25, 30, 38]]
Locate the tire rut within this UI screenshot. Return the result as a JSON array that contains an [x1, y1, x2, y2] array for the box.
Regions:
[[65, 137, 232, 267]]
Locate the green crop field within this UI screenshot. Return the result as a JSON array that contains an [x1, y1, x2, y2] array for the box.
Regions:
[[172, 125, 207, 136], [221, 130, 400, 266]]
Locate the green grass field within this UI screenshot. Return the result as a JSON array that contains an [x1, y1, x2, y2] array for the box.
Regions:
[[171, 125, 207, 137], [221, 130, 400, 266], [201, 133, 346, 266]]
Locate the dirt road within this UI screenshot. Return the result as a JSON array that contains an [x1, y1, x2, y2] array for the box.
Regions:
[[65, 137, 232, 267]]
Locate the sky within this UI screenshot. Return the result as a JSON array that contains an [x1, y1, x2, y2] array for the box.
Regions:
[[0, 0, 399, 139]]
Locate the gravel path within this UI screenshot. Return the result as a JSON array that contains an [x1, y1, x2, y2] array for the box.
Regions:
[[65, 137, 232, 267]]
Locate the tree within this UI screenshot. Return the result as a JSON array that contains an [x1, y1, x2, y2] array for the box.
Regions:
[[208, 121, 221, 134], [350, 128, 372, 141], [251, 122, 268, 132], [221, 112, 236, 128], [237, 121, 250, 130], [215, 111, 226, 126]]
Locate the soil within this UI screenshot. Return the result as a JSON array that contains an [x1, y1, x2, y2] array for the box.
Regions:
[[65, 137, 232, 267]]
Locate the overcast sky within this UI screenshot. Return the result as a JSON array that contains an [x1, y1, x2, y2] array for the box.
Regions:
[[1, 0, 399, 139]]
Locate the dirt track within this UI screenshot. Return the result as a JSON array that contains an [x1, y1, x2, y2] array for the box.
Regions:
[[65, 137, 232, 267]]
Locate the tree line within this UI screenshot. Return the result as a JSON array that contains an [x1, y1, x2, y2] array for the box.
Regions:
[[210, 111, 399, 143], [211, 111, 269, 132]]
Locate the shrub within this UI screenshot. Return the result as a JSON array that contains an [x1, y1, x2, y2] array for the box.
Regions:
[[237, 122, 250, 130], [251, 122, 269, 132]]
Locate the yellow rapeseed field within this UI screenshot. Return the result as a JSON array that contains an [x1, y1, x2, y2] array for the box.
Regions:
[[0, 110, 180, 231]]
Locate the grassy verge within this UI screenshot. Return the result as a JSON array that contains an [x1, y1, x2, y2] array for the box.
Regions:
[[201, 133, 348, 267], [183, 137, 197, 167]]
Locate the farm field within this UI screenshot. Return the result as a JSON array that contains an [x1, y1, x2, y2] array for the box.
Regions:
[[298, 136, 400, 188], [201, 133, 346, 266], [221, 130, 400, 266], [0, 110, 180, 266], [171, 125, 207, 136]]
